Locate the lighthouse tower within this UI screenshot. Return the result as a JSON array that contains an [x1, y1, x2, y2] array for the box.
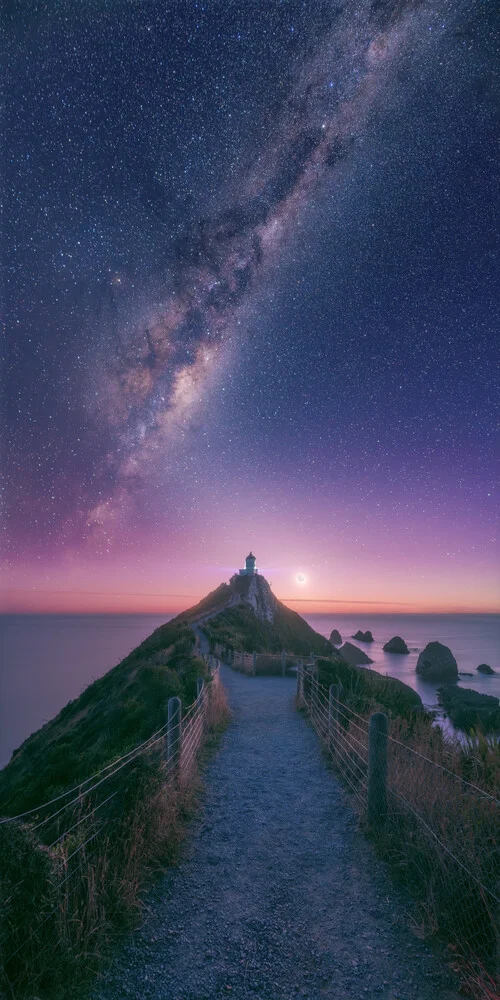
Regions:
[[239, 551, 257, 576]]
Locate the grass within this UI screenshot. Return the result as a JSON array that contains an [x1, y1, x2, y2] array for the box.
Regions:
[[202, 603, 335, 657], [372, 725, 499, 995], [0, 622, 204, 817], [299, 660, 500, 996], [438, 685, 500, 733], [314, 655, 424, 721], [0, 624, 230, 1000]]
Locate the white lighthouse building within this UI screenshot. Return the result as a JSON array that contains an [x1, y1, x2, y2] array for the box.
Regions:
[[239, 551, 257, 576]]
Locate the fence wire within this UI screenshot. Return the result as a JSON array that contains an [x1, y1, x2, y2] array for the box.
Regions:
[[214, 643, 306, 676], [0, 664, 223, 980], [296, 664, 500, 993]]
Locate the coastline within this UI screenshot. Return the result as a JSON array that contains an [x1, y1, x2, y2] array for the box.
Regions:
[[1, 612, 498, 768]]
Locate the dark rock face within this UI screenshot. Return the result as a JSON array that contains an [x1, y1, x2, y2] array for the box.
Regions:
[[352, 630, 374, 643], [477, 663, 496, 675], [329, 629, 342, 644], [416, 642, 458, 682], [439, 685, 500, 732], [383, 636, 410, 654], [339, 641, 374, 665]]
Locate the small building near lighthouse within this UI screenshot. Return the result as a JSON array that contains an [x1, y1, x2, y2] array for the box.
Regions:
[[239, 552, 257, 576]]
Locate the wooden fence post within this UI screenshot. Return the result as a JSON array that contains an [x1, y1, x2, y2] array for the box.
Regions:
[[368, 712, 388, 829], [167, 696, 182, 770], [296, 664, 302, 703], [197, 677, 205, 732], [281, 650, 286, 677], [252, 651, 257, 676], [312, 664, 319, 704], [328, 683, 339, 753]]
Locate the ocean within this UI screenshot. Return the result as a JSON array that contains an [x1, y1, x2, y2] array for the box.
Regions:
[[305, 613, 500, 737], [0, 612, 498, 768]]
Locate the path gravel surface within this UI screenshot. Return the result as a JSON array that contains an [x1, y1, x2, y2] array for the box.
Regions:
[[91, 667, 460, 1000]]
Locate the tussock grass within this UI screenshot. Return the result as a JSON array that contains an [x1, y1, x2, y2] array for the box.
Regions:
[[203, 603, 334, 657], [371, 724, 499, 992], [0, 667, 230, 1000], [301, 662, 500, 997]]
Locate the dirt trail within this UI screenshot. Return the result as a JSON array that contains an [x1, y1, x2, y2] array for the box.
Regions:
[[92, 667, 459, 1000]]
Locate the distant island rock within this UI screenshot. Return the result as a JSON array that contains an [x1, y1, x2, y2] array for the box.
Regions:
[[352, 630, 374, 643], [329, 629, 342, 644], [339, 641, 374, 665], [477, 664, 496, 675], [416, 642, 458, 682], [383, 636, 410, 654]]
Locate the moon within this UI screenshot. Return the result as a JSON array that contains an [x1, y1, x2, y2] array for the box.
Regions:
[[296, 573, 307, 585]]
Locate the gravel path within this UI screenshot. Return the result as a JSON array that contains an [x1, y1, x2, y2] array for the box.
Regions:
[[92, 667, 460, 1000]]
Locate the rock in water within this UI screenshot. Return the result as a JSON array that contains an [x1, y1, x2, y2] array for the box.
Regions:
[[339, 641, 374, 665], [352, 630, 374, 643], [477, 663, 496, 675], [383, 636, 410, 654], [329, 629, 342, 644], [416, 642, 458, 682]]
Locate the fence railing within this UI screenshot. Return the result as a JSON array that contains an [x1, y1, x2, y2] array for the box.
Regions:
[[0, 664, 223, 973], [297, 664, 500, 989], [213, 643, 309, 677]]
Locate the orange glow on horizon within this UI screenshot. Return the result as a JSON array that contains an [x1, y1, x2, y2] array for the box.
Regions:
[[2, 532, 498, 616], [1, 588, 497, 616]]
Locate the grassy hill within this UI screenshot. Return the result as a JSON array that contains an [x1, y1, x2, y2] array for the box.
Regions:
[[0, 612, 228, 1000], [0, 619, 207, 819], [202, 602, 336, 657], [314, 656, 423, 720]]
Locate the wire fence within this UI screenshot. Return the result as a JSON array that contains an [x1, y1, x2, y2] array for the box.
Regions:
[[297, 664, 500, 993], [213, 643, 306, 676], [0, 663, 223, 984]]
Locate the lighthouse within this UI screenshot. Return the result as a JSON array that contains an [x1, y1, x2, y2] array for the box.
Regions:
[[239, 551, 257, 576]]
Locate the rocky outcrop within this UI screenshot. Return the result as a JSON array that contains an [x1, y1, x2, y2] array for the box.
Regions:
[[329, 629, 342, 644], [339, 642, 373, 665], [200, 572, 334, 658], [383, 636, 410, 654], [477, 664, 496, 675], [416, 642, 458, 682], [352, 630, 374, 643], [246, 574, 276, 623], [228, 572, 277, 623]]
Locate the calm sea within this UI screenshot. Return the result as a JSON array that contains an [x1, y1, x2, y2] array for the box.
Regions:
[[0, 612, 499, 768]]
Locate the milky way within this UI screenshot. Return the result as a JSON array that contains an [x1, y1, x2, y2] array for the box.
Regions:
[[3, 0, 498, 612], [90, 0, 424, 531]]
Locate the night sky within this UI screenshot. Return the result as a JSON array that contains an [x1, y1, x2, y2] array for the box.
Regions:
[[3, 0, 499, 613]]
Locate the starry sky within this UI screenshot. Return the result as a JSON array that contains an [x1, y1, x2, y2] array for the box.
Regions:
[[2, 0, 499, 614]]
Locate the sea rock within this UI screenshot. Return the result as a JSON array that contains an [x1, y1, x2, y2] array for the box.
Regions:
[[438, 685, 500, 732], [352, 630, 374, 643], [416, 642, 458, 682], [477, 663, 496, 675], [329, 629, 342, 644], [383, 636, 410, 654], [339, 641, 374, 665]]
